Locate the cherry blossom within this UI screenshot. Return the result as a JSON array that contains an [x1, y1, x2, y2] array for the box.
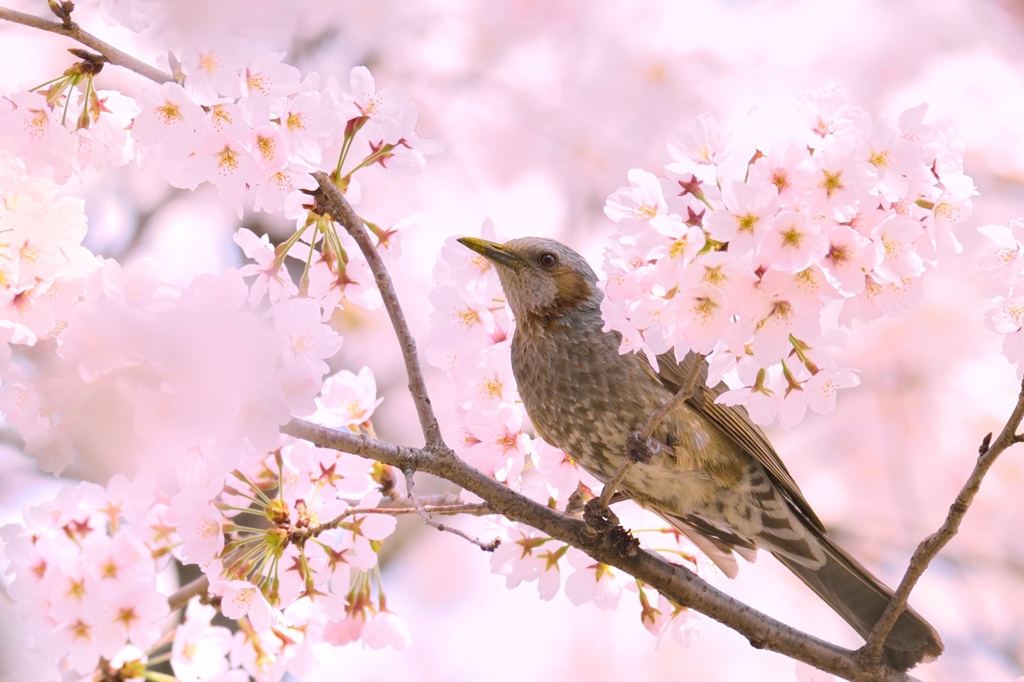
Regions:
[[182, 40, 248, 105], [564, 547, 624, 610], [314, 367, 383, 428], [172, 600, 237, 682], [489, 523, 564, 600], [666, 113, 730, 184], [98, 0, 150, 32], [131, 82, 206, 159]]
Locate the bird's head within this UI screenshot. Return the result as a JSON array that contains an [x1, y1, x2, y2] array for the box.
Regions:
[[456, 236, 599, 321]]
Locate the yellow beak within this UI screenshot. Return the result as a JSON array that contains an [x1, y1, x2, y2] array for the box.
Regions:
[[456, 237, 520, 268]]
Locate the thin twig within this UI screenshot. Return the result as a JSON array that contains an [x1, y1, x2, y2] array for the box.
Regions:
[[283, 417, 913, 682], [859, 377, 1024, 668], [404, 469, 500, 551], [0, 6, 172, 84], [378, 491, 463, 508], [311, 172, 445, 450]]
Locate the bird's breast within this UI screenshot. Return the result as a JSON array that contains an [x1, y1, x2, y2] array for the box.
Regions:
[[510, 308, 745, 516]]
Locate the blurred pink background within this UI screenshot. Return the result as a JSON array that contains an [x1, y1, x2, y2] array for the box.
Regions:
[[2, 0, 1024, 679]]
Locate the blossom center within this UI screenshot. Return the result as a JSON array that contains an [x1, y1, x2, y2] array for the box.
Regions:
[[157, 101, 183, 125], [734, 213, 758, 233], [869, 150, 892, 168], [771, 168, 789, 191], [200, 52, 221, 73], [820, 170, 843, 196], [780, 227, 803, 248]]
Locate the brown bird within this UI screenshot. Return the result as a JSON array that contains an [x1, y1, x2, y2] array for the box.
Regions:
[[457, 235, 942, 671]]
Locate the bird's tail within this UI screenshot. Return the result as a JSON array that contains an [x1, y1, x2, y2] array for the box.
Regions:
[[773, 530, 944, 672]]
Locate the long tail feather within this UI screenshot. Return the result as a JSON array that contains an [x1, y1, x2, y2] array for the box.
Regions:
[[774, 530, 943, 671]]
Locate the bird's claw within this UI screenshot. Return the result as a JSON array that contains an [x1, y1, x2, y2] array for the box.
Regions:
[[625, 431, 655, 464], [581, 498, 639, 557], [583, 496, 619, 531]]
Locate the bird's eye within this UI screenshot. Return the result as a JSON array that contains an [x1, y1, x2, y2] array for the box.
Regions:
[[539, 252, 558, 268]]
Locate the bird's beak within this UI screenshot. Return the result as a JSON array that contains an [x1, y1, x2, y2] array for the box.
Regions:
[[457, 237, 520, 269]]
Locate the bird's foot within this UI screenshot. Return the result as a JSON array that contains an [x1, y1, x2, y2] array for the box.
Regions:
[[581, 498, 640, 557], [583, 496, 620, 530], [625, 431, 655, 464]]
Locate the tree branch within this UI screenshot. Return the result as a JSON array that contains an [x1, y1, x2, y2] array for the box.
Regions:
[[282, 417, 913, 682], [311, 172, 445, 450], [167, 574, 209, 613], [0, 6, 172, 84], [859, 376, 1024, 667]]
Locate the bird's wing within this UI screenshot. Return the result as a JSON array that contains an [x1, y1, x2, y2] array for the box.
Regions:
[[644, 348, 826, 533]]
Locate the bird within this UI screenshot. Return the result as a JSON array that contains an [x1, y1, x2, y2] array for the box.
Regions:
[[457, 235, 943, 671]]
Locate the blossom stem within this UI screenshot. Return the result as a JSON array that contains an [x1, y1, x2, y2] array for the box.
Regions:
[[230, 470, 272, 504], [788, 334, 820, 374]]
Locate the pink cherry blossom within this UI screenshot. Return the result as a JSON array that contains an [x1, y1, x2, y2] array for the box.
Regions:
[[604, 169, 672, 223], [530, 438, 581, 507], [182, 40, 248, 105], [173, 500, 225, 564], [272, 297, 343, 373], [666, 113, 730, 184], [0, 92, 76, 182], [977, 220, 1024, 294], [242, 53, 301, 100], [214, 580, 275, 632], [748, 141, 813, 207], [344, 491, 398, 569], [346, 66, 407, 145], [278, 91, 337, 163], [871, 215, 925, 284], [361, 610, 411, 650], [234, 228, 300, 305], [253, 165, 317, 214], [705, 180, 779, 254], [98, 0, 150, 31], [314, 367, 383, 428], [820, 225, 879, 295], [759, 211, 829, 273], [564, 547, 623, 610], [172, 600, 236, 682], [717, 380, 779, 426], [805, 368, 860, 414], [451, 404, 529, 483], [490, 523, 563, 599], [131, 83, 206, 160]]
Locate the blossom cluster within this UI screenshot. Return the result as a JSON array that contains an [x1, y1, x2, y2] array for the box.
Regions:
[[601, 84, 976, 427], [0, 178, 420, 681], [1, 476, 171, 679], [425, 224, 703, 647], [0, 38, 441, 217], [0, 30, 439, 677], [0, 191, 412, 678]]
